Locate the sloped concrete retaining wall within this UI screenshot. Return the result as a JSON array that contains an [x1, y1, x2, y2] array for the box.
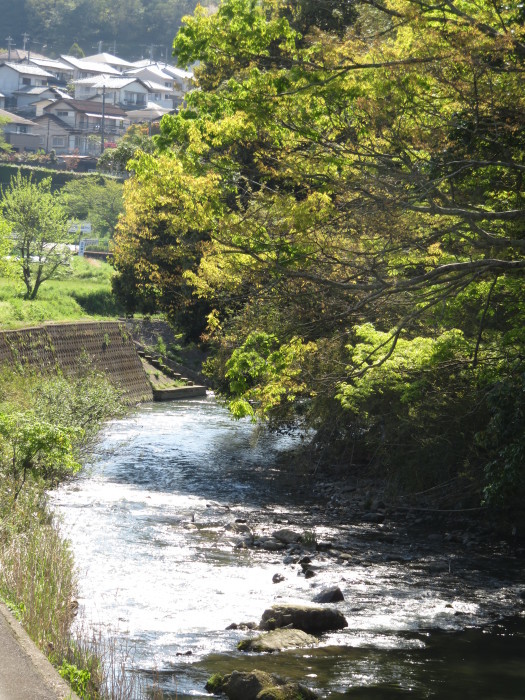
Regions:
[[0, 321, 153, 404]]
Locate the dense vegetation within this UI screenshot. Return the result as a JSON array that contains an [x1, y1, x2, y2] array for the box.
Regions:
[[0, 366, 125, 698], [0, 0, 213, 60], [113, 0, 525, 515]]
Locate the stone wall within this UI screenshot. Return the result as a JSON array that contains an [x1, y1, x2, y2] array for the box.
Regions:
[[0, 321, 153, 404]]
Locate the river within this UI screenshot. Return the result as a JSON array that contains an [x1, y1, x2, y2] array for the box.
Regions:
[[52, 397, 525, 699]]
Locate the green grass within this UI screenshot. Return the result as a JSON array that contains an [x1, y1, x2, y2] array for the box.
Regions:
[[0, 257, 125, 328]]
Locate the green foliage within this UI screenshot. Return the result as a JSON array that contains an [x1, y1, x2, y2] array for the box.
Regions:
[[1, 172, 73, 299], [115, 0, 525, 510], [225, 332, 316, 420], [59, 661, 92, 699], [0, 412, 81, 498], [97, 124, 156, 175], [60, 175, 124, 239], [478, 370, 525, 510]]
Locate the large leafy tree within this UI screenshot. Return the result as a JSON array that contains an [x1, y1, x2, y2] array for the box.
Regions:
[[60, 175, 124, 239], [114, 0, 525, 506], [1, 173, 73, 300]]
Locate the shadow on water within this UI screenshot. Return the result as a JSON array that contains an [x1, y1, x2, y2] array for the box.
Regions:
[[93, 397, 312, 508], [151, 617, 525, 699]]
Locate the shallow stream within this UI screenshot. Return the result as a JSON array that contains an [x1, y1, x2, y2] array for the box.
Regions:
[[52, 397, 525, 699]]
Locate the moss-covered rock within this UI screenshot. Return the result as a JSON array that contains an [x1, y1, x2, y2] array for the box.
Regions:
[[204, 670, 318, 699], [205, 673, 226, 694]]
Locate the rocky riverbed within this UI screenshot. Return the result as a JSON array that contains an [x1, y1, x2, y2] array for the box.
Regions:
[[53, 399, 525, 699]]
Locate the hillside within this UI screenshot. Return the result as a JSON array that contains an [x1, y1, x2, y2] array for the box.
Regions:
[[0, 0, 214, 61]]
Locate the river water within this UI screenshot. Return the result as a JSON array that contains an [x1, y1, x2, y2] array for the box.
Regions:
[[52, 397, 525, 699]]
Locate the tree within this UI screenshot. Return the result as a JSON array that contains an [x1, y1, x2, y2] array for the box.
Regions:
[[1, 173, 74, 299], [0, 115, 12, 154], [114, 0, 525, 506], [60, 175, 124, 239], [97, 124, 157, 175]]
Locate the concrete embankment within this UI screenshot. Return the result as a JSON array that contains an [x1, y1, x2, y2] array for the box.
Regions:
[[0, 602, 80, 700], [0, 321, 153, 403]]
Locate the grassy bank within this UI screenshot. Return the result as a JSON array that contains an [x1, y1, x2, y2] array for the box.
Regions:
[[0, 257, 124, 328], [0, 365, 139, 698]]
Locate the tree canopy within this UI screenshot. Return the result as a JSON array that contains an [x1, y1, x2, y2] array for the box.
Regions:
[[113, 0, 525, 510], [1, 172, 74, 299], [0, 0, 212, 59]]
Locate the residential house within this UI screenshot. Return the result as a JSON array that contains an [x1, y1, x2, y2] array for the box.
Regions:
[[0, 63, 53, 109], [12, 85, 69, 117], [59, 55, 122, 81], [33, 112, 73, 154], [126, 101, 171, 125], [124, 64, 175, 108], [128, 60, 194, 106], [33, 98, 129, 155], [159, 64, 194, 105], [0, 107, 40, 152], [83, 53, 135, 73], [0, 50, 48, 64], [0, 92, 4, 109], [28, 57, 74, 86], [74, 76, 150, 108]]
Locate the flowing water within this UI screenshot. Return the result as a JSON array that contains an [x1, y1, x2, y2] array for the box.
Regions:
[[52, 397, 525, 699]]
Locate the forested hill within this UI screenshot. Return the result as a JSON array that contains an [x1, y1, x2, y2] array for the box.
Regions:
[[0, 0, 211, 60]]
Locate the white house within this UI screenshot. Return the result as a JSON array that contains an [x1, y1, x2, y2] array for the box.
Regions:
[[125, 65, 175, 108], [28, 57, 75, 85], [73, 76, 150, 108], [60, 55, 122, 81], [83, 52, 135, 73], [0, 63, 53, 107]]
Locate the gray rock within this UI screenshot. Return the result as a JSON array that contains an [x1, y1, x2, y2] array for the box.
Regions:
[[272, 528, 302, 544], [257, 538, 286, 551], [260, 604, 348, 633], [225, 521, 253, 536], [312, 586, 345, 604], [238, 628, 318, 652]]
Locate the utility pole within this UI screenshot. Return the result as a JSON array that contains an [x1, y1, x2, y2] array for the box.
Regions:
[[22, 32, 30, 51], [100, 84, 106, 154], [5, 36, 14, 61]]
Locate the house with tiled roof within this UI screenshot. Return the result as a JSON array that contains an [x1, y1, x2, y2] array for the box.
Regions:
[[32, 98, 129, 155]]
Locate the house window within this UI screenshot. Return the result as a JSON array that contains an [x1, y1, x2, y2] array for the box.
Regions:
[[57, 111, 69, 117], [16, 125, 28, 133], [52, 136, 65, 147], [22, 78, 31, 85]]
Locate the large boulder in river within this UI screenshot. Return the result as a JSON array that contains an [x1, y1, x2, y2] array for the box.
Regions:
[[238, 628, 318, 652], [205, 669, 318, 699], [259, 604, 347, 634]]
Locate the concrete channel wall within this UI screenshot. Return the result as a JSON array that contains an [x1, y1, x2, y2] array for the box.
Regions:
[[0, 321, 153, 403]]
